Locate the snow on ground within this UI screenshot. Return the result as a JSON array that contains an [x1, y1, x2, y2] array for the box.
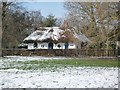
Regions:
[[0, 56, 68, 66], [0, 56, 119, 89], [3, 56, 69, 61], [0, 67, 118, 89]]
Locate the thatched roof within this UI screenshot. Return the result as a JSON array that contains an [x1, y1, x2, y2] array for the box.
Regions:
[[23, 27, 90, 43]]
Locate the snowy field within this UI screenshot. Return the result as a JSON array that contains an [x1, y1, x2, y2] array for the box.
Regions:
[[0, 56, 119, 89]]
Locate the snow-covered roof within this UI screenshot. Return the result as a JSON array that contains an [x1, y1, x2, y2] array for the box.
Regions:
[[77, 32, 90, 42], [23, 27, 90, 43]]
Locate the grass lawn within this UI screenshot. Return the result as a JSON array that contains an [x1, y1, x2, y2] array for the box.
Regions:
[[5, 58, 119, 70]]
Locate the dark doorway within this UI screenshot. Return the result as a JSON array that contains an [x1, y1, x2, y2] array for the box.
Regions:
[[34, 42, 37, 48], [118, 47, 120, 56], [48, 43, 53, 49], [65, 42, 69, 49]]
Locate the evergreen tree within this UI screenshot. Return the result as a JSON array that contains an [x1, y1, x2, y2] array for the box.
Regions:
[[42, 14, 57, 27]]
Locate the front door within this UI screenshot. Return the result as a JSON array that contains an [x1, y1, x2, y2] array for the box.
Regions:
[[34, 42, 37, 48], [48, 43, 53, 49], [65, 42, 69, 49]]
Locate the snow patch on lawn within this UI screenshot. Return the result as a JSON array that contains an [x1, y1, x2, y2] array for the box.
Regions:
[[3, 56, 70, 61], [0, 67, 118, 89], [0, 56, 70, 69]]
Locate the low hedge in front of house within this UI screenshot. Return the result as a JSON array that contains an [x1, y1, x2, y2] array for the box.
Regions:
[[2, 49, 117, 57]]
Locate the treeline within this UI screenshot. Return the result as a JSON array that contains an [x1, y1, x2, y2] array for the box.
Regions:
[[2, 2, 62, 49], [64, 2, 119, 50], [2, 2, 120, 50]]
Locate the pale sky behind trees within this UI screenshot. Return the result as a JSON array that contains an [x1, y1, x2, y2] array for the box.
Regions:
[[22, 2, 67, 18]]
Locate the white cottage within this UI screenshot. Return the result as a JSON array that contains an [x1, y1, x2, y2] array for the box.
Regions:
[[23, 26, 90, 50]]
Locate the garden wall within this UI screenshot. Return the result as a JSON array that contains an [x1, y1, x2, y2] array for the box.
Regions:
[[2, 49, 117, 57]]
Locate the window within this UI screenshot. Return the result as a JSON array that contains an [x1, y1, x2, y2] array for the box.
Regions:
[[58, 45, 61, 48], [70, 44, 73, 46], [41, 45, 44, 47]]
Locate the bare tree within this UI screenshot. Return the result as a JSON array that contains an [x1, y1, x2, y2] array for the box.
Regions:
[[0, 1, 17, 57], [55, 18, 63, 27], [64, 2, 118, 49], [0, 1, 14, 57], [2, 2, 33, 49], [0, 2, 2, 57], [28, 10, 43, 29]]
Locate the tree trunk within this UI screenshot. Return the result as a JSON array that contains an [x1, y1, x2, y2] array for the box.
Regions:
[[0, 2, 2, 57]]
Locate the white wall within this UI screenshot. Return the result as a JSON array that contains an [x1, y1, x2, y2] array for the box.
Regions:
[[28, 42, 77, 49], [28, 43, 34, 49], [38, 43, 48, 49]]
